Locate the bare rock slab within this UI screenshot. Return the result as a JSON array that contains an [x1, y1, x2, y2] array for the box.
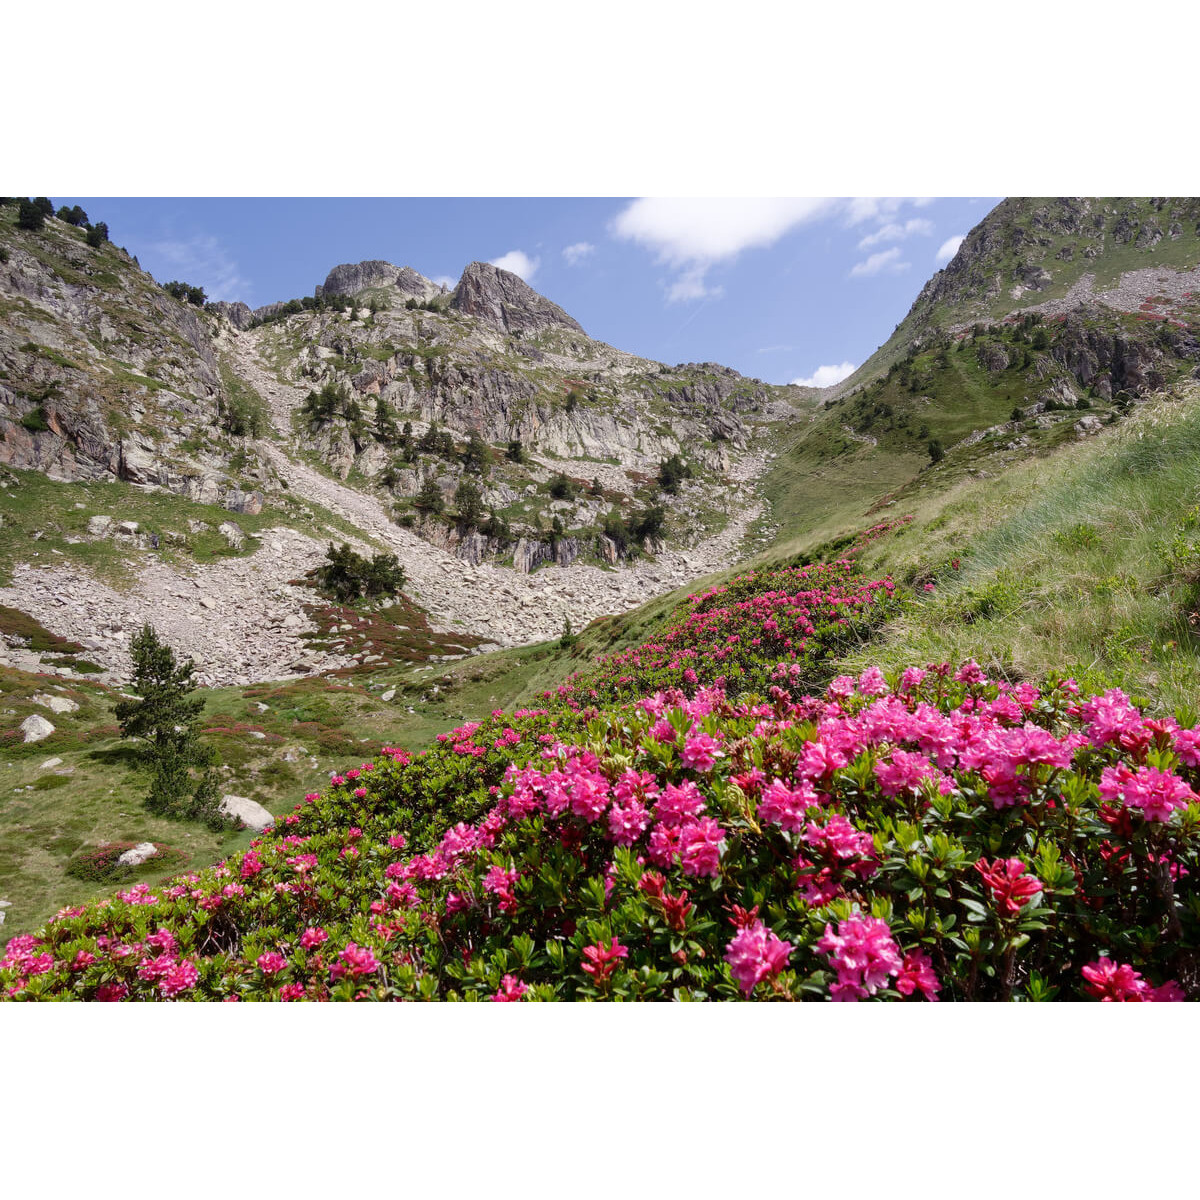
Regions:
[[116, 842, 158, 867], [21, 714, 56, 743], [220, 793, 274, 832]]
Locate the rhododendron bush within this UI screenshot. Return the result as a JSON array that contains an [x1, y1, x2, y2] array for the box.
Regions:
[[3, 562, 1199, 1002]]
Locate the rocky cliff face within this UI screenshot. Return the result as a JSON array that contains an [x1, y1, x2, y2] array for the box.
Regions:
[[451, 262, 586, 336], [835, 198, 1200, 396], [0, 206, 262, 511], [315, 261, 444, 302]]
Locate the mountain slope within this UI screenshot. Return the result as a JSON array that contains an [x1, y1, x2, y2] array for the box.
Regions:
[[835, 197, 1200, 397]]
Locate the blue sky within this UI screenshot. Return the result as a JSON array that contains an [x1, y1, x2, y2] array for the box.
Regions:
[[60, 196, 1000, 388]]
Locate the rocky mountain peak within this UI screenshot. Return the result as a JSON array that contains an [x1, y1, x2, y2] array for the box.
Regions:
[[451, 261, 585, 337], [315, 261, 442, 301]]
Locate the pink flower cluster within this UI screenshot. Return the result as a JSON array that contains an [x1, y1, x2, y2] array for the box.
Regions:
[[1081, 958, 1183, 1002], [817, 916, 904, 1001], [724, 919, 792, 996]]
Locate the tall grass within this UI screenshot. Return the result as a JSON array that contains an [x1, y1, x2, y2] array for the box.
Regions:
[[842, 385, 1200, 712]]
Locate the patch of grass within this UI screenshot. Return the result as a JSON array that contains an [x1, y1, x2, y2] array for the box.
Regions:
[[833, 385, 1200, 712]]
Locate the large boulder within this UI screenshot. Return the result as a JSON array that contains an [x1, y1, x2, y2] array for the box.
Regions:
[[32, 693, 79, 715], [21, 714, 56, 743], [219, 794, 275, 832], [116, 842, 158, 867]]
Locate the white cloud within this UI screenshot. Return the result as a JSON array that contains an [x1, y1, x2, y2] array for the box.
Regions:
[[665, 265, 723, 303], [490, 249, 539, 281], [562, 241, 595, 266], [146, 234, 250, 302], [611, 197, 833, 302], [791, 361, 857, 389], [849, 247, 910, 278], [611, 197, 833, 262], [857, 218, 933, 250], [432, 274, 457, 289], [935, 235, 966, 264]]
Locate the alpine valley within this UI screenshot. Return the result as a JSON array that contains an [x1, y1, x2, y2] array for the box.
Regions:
[[5, 196, 1200, 1004]]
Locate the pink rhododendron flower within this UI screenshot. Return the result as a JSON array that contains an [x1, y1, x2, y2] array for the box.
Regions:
[[874, 750, 933, 797], [160, 960, 200, 998], [1081, 958, 1149, 1001], [724, 919, 792, 996], [975, 858, 1043, 917], [256, 952, 288, 975], [608, 799, 651, 847], [681, 732, 723, 772], [330, 942, 380, 980], [757, 778, 820, 832], [677, 817, 727, 878], [299, 927, 328, 950], [581, 937, 628, 983], [895, 950, 940, 1001], [491, 974, 528, 1002], [818, 916, 902, 1001], [1120, 766, 1195, 823], [653, 780, 707, 826]]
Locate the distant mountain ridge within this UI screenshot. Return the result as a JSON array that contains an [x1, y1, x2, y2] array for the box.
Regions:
[[835, 197, 1200, 396]]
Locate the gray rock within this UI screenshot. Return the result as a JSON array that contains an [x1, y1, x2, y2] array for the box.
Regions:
[[451, 262, 586, 336], [21, 714, 56, 742], [210, 300, 254, 330], [316, 261, 439, 301], [116, 841, 158, 867], [217, 521, 245, 550], [40, 756, 63, 769], [1074, 414, 1103, 437], [87, 515, 113, 536], [219, 793, 275, 832], [380, 688, 396, 702], [32, 693, 79, 715]]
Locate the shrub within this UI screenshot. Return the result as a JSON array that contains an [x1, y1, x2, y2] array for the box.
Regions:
[[549, 472, 575, 500], [461, 428, 490, 476], [65, 842, 188, 884], [12, 551, 1200, 1005], [20, 406, 50, 433], [927, 439, 945, 464], [85, 222, 108, 248], [57, 205, 88, 226], [313, 543, 407, 602], [163, 280, 207, 307], [16, 199, 45, 231], [506, 439, 524, 464], [657, 453, 692, 495], [414, 477, 445, 514], [454, 477, 483, 528]]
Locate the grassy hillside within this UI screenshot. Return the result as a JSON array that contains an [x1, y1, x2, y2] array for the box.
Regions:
[[839, 383, 1200, 712], [834, 197, 1200, 396]]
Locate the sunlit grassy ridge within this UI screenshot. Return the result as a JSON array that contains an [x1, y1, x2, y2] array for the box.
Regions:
[[835, 385, 1200, 712]]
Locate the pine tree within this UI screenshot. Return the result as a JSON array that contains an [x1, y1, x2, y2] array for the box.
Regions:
[[462, 428, 490, 476], [455, 477, 483, 527], [17, 199, 45, 231], [114, 625, 223, 822], [415, 476, 444, 513]]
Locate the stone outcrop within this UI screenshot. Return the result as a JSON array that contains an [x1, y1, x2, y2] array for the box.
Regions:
[[451, 262, 585, 336], [315, 261, 442, 302], [210, 301, 254, 330], [219, 794, 275, 832], [21, 714, 55, 742], [116, 842, 158, 867]]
